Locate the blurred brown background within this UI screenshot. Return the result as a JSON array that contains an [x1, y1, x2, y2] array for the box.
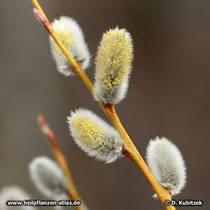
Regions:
[[0, 0, 210, 209]]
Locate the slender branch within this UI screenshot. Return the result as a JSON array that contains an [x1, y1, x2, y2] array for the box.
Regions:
[[102, 104, 174, 208], [32, 0, 48, 21], [37, 115, 83, 210], [32, 1, 176, 209]]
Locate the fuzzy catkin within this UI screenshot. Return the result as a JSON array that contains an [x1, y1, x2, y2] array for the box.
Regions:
[[29, 156, 67, 199], [94, 27, 133, 104], [146, 137, 186, 196], [50, 16, 90, 76], [67, 108, 124, 163], [0, 186, 36, 210]]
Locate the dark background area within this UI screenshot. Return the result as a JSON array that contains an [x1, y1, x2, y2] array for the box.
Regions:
[[0, 0, 210, 209]]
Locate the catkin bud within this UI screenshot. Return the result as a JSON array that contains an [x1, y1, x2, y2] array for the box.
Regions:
[[67, 108, 124, 163], [0, 186, 36, 210], [50, 16, 91, 76], [146, 137, 186, 196], [29, 156, 67, 198], [94, 27, 133, 104]]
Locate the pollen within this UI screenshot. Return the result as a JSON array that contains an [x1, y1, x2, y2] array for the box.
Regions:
[[72, 117, 115, 152], [96, 28, 133, 90], [49, 16, 91, 76], [67, 108, 124, 163], [94, 27, 133, 104], [51, 31, 73, 55]]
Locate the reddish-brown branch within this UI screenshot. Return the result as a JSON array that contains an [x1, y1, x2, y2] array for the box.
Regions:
[[37, 115, 83, 210]]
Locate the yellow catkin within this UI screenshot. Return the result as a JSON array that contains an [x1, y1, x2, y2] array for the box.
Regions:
[[94, 27, 133, 104], [73, 117, 118, 153], [96, 28, 132, 89], [74, 118, 106, 149], [68, 109, 123, 163]]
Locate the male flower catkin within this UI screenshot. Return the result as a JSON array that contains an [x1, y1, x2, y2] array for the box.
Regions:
[[0, 186, 36, 210], [94, 27, 133, 104], [29, 156, 67, 199], [67, 108, 124, 163], [146, 137, 186, 196], [50, 16, 90, 76]]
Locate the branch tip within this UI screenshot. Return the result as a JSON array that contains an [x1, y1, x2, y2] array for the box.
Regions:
[[33, 8, 48, 27], [37, 115, 57, 147], [37, 115, 45, 127]]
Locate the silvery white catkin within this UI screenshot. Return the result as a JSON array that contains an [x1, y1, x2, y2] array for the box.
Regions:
[[146, 137, 186, 196], [94, 27, 133, 104], [0, 186, 36, 210], [29, 156, 67, 199], [50, 16, 91, 76], [67, 108, 124, 163]]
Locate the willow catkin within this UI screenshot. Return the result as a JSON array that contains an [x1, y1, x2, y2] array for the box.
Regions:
[[50, 16, 90, 76], [146, 137, 186, 196], [29, 156, 67, 198], [94, 27, 133, 104], [67, 108, 124, 163]]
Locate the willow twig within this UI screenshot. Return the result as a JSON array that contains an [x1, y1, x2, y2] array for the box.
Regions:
[[32, 1, 175, 209], [37, 115, 83, 210]]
